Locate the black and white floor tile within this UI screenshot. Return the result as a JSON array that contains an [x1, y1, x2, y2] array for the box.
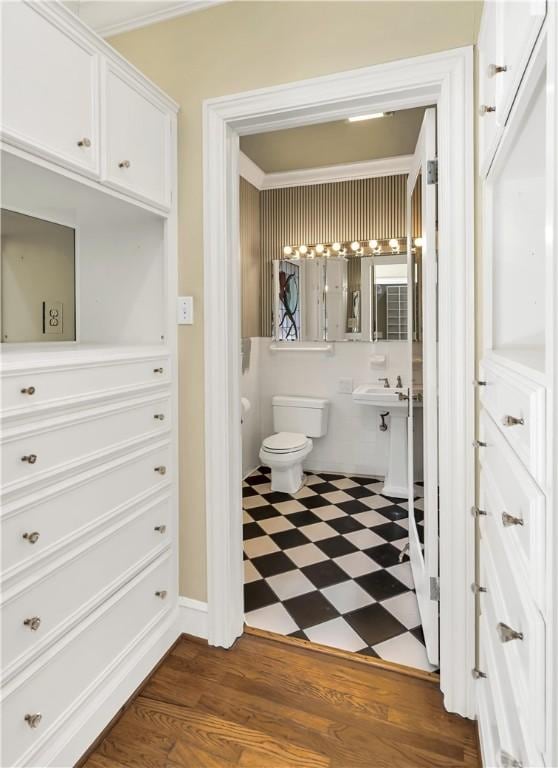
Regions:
[[243, 467, 437, 673]]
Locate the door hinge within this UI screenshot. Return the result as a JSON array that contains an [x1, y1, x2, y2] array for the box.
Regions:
[[427, 159, 438, 185], [430, 576, 440, 601]]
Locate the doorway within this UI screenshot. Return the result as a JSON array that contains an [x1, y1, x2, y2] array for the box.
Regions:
[[203, 47, 474, 717]]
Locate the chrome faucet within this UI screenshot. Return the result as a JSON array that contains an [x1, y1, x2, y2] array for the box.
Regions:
[[396, 375, 403, 388], [378, 377, 390, 388]]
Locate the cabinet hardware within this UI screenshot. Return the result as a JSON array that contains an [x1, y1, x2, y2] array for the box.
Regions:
[[473, 440, 487, 448], [118, 160, 131, 168], [154, 525, 167, 534], [23, 617, 41, 631], [471, 582, 487, 595], [502, 415, 524, 427], [23, 531, 40, 544], [496, 622, 523, 643], [397, 392, 422, 402], [473, 380, 487, 387], [488, 64, 507, 77], [77, 137, 91, 147], [154, 466, 167, 475], [24, 713, 42, 728], [500, 751, 522, 768], [153, 367, 164, 374], [154, 414, 165, 420], [20, 386, 36, 395], [472, 667, 487, 679], [502, 512, 524, 527], [155, 590, 168, 599], [21, 454, 37, 464], [479, 104, 496, 116], [471, 506, 487, 517]]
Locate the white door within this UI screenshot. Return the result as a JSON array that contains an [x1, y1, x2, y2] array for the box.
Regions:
[[406, 108, 439, 665], [1, 2, 100, 176]]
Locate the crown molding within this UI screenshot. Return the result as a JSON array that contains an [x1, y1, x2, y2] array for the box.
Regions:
[[91, 1, 225, 39], [238, 152, 413, 191]]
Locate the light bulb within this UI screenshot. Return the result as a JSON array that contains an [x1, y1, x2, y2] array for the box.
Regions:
[[389, 238, 399, 249], [283, 246, 292, 256], [415, 237, 423, 248], [315, 243, 325, 254], [332, 242, 341, 252], [351, 241, 361, 252], [368, 239, 378, 249], [299, 244, 308, 255]]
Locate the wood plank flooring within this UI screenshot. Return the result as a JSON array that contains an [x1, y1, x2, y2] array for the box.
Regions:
[[83, 632, 480, 768]]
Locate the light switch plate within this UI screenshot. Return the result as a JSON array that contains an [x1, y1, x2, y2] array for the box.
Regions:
[[177, 296, 194, 325]]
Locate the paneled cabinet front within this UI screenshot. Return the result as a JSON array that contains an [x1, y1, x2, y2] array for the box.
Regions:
[[103, 67, 171, 210], [1, 2, 100, 176]]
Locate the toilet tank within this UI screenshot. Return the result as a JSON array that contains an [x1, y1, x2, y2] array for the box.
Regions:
[[272, 395, 329, 437]]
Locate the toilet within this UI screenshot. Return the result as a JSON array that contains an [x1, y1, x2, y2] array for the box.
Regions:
[[260, 395, 329, 494]]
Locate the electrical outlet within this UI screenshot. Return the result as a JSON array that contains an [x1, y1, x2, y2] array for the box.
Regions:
[[43, 301, 63, 335], [177, 296, 194, 325], [338, 377, 353, 394]]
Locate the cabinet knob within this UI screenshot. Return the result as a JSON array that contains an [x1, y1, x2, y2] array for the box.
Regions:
[[20, 386, 36, 395], [479, 104, 496, 116], [21, 454, 37, 464], [153, 367, 164, 374], [155, 590, 168, 599], [488, 64, 507, 78], [118, 160, 131, 169], [154, 466, 167, 475], [23, 531, 40, 544], [502, 414, 524, 427], [154, 525, 167, 534], [154, 414, 165, 420], [502, 511, 524, 527], [24, 713, 42, 729], [23, 616, 41, 631], [496, 622, 523, 643], [77, 137, 91, 147]]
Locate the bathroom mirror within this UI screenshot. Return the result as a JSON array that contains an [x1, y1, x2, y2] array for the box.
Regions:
[[0, 208, 76, 343], [272, 253, 410, 342]]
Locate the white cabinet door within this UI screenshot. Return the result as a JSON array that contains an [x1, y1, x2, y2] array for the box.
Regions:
[[103, 67, 170, 210], [1, 2, 100, 175]]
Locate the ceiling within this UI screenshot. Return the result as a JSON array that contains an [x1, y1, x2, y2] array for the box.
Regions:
[[64, 1, 223, 37]]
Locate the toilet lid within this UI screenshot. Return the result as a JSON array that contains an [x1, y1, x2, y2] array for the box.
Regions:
[[262, 432, 308, 453]]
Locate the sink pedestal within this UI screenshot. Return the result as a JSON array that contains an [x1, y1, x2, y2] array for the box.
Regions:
[[382, 409, 408, 499]]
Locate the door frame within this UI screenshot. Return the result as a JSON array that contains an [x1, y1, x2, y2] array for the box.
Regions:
[[203, 46, 475, 717]]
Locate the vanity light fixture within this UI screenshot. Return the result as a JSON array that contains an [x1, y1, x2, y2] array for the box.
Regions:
[[332, 242, 341, 252], [315, 243, 325, 254], [351, 241, 361, 252], [415, 237, 424, 247], [283, 246, 293, 256], [389, 238, 400, 252], [299, 244, 308, 255], [369, 239, 378, 249]]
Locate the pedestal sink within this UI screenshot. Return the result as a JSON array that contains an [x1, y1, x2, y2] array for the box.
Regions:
[[352, 384, 419, 499]]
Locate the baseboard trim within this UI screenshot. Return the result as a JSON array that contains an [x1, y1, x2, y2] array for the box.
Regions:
[[179, 596, 208, 639]]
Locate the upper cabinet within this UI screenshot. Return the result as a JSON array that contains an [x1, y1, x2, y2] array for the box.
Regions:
[[1, 2, 100, 176], [104, 67, 171, 210], [478, 0, 546, 175], [0, 2, 177, 212]]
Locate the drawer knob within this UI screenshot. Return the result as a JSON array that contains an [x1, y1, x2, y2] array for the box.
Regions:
[[502, 511, 524, 527], [154, 525, 167, 534], [155, 590, 168, 599], [154, 466, 167, 475], [496, 622, 523, 643], [487, 64, 507, 78], [502, 414, 524, 427], [24, 713, 42, 729], [479, 104, 496, 116], [23, 616, 41, 631], [153, 367, 164, 374], [21, 454, 37, 464], [77, 137, 91, 147], [20, 386, 36, 395], [118, 160, 131, 169], [23, 531, 40, 544], [501, 752, 522, 768], [154, 414, 165, 420]]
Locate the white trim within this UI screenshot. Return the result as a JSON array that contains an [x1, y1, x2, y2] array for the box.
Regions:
[[88, 2, 225, 39], [178, 597, 208, 639], [239, 151, 412, 191], [203, 46, 475, 718]]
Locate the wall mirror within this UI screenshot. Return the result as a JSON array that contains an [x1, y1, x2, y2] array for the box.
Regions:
[[0, 208, 76, 343]]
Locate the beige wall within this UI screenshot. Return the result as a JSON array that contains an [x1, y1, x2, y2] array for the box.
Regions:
[[239, 178, 261, 338], [109, 0, 482, 601]]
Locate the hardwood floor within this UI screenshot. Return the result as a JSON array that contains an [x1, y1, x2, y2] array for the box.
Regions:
[[83, 632, 480, 768]]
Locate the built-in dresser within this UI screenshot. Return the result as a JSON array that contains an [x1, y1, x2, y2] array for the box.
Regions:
[[476, 3, 557, 766], [0, 3, 179, 766]]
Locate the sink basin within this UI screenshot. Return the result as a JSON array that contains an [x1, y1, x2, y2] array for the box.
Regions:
[[352, 384, 407, 407]]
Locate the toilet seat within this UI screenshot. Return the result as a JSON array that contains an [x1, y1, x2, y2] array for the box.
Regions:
[[262, 431, 308, 454]]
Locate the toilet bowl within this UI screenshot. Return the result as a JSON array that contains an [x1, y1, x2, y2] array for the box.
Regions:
[[260, 396, 329, 494]]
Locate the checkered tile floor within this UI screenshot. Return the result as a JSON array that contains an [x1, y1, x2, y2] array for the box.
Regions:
[[243, 467, 437, 673]]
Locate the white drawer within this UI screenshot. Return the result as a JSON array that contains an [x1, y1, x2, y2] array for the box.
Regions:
[[2, 496, 170, 678], [480, 529, 546, 755], [479, 412, 546, 610], [1, 356, 170, 414], [1, 440, 171, 575], [0, 552, 173, 768], [1, 394, 170, 493], [479, 360, 546, 486]]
